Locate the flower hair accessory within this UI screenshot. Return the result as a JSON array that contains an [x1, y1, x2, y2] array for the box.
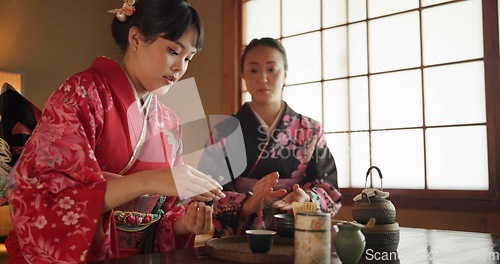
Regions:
[[108, 0, 136, 22]]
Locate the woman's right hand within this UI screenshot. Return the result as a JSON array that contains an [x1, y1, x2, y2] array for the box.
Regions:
[[103, 165, 224, 213], [241, 172, 287, 217], [152, 164, 225, 201]]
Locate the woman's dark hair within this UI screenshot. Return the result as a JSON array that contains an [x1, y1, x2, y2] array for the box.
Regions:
[[111, 0, 204, 52], [240, 37, 288, 73]]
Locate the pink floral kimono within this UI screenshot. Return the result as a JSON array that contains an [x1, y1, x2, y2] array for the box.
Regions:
[[6, 57, 193, 263], [200, 102, 342, 237]]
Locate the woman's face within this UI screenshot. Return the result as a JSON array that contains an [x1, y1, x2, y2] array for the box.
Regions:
[[242, 45, 286, 106], [128, 27, 198, 95]]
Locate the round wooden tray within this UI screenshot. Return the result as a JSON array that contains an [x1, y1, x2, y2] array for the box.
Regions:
[[205, 236, 294, 263]]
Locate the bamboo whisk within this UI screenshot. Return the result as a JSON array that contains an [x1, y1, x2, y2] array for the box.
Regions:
[[291, 202, 318, 218]]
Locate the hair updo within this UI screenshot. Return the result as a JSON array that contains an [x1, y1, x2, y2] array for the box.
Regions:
[[240, 37, 288, 73], [111, 0, 203, 53]]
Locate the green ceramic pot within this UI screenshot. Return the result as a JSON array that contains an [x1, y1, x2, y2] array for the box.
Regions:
[[334, 224, 366, 264]]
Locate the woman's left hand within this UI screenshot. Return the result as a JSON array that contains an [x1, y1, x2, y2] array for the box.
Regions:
[[272, 184, 310, 210], [174, 201, 213, 235]]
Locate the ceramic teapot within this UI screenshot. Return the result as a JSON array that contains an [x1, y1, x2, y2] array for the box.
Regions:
[[351, 166, 396, 225]]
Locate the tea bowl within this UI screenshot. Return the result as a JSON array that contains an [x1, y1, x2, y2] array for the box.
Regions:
[[245, 229, 277, 253], [273, 213, 295, 238]]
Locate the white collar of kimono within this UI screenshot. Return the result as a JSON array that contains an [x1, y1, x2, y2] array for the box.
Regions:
[[132, 86, 153, 118], [249, 102, 285, 135], [117, 70, 153, 175]]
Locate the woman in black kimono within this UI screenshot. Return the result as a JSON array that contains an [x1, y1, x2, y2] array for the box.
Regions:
[[201, 38, 342, 237]]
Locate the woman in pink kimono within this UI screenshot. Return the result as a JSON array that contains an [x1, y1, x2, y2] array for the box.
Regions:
[[5, 0, 224, 262], [200, 38, 342, 237]]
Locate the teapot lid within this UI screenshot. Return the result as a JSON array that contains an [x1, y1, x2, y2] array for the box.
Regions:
[[353, 188, 389, 201]]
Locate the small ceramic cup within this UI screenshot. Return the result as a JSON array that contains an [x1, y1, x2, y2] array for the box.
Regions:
[[245, 230, 277, 253]]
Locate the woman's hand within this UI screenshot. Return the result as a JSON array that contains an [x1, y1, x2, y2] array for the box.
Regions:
[[152, 165, 226, 201], [174, 202, 213, 235], [241, 172, 287, 217], [102, 165, 225, 213], [272, 184, 310, 210]]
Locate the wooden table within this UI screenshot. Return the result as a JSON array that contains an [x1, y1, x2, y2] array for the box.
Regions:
[[90, 227, 499, 264]]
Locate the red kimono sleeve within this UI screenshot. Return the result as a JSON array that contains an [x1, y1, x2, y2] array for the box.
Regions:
[[6, 73, 117, 263]]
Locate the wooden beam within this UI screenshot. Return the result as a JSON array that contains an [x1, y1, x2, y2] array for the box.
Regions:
[[220, 0, 242, 115]]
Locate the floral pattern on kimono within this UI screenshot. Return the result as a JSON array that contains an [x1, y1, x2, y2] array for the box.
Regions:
[[201, 103, 342, 237], [6, 57, 193, 263]]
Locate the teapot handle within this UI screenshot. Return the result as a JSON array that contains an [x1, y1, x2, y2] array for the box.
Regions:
[[365, 166, 383, 191]]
